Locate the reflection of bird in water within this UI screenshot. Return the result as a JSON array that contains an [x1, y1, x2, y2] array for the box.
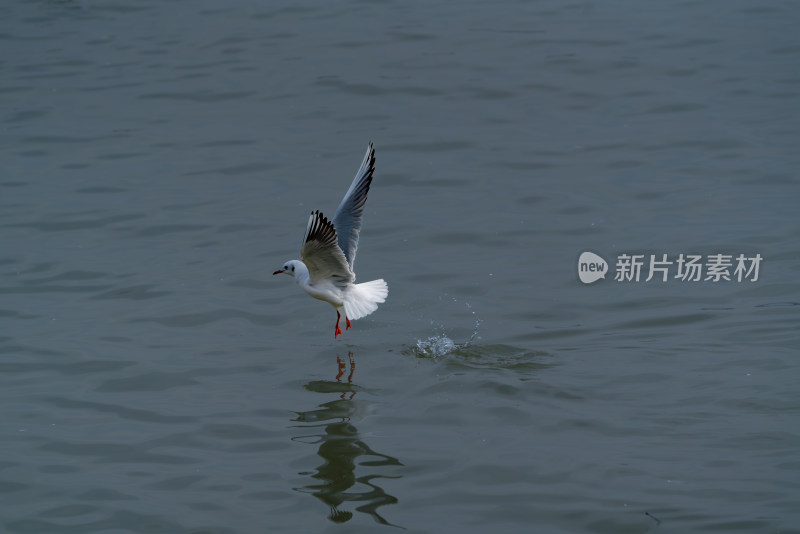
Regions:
[[291, 353, 403, 527], [336, 352, 356, 400], [328, 506, 353, 523]]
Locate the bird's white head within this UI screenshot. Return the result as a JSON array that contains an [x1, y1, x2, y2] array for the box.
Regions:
[[273, 260, 300, 277]]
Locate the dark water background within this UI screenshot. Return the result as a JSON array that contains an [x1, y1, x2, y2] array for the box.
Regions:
[[2, 1, 799, 532]]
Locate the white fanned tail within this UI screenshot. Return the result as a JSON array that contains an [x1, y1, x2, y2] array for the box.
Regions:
[[343, 279, 388, 320]]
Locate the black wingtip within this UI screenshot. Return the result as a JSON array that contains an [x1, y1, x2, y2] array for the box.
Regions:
[[365, 143, 376, 180], [305, 209, 338, 246]]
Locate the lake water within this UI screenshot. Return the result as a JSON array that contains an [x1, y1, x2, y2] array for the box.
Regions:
[[2, 1, 799, 532]]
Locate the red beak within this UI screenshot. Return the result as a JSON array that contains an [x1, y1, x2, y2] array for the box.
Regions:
[[273, 269, 284, 275]]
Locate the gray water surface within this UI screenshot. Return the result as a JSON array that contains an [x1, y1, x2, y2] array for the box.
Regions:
[[2, 1, 799, 533]]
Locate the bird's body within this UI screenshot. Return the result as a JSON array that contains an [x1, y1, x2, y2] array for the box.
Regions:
[[273, 143, 387, 338]]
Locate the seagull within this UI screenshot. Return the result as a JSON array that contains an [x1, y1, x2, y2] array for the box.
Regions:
[[273, 143, 388, 338]]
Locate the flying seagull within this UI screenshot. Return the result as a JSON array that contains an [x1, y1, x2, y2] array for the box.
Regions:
[[273, 143, 388, 338]]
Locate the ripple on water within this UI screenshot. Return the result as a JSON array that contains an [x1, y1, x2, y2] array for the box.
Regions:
[[407, 326, 554, 374]]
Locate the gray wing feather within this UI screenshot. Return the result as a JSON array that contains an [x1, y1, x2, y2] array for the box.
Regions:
[[332, 143, 375, 270], [301, 210, 354, 287]]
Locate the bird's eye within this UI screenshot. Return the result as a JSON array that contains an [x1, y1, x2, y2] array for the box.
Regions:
[[291, 265, 295, 271]]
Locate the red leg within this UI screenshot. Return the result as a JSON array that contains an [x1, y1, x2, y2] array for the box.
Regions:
[[334, 310, 342, 338], [345, 316, 351, 330]]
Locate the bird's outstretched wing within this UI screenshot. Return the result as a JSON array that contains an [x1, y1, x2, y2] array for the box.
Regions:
[[332, 142, 375, 270], [301, 210, 354, 288]]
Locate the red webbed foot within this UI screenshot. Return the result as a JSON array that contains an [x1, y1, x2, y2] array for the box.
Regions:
[[346, 317, 351, 330]]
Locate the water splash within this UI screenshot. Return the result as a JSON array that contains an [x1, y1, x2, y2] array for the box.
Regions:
[[410, 309, 482, 360], [406, 299, 550, 372], [413, 335, 457, 359]]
